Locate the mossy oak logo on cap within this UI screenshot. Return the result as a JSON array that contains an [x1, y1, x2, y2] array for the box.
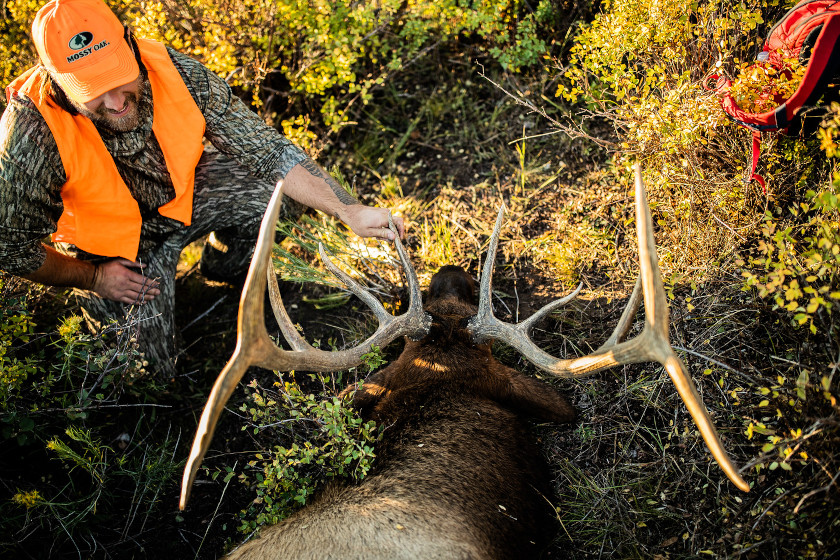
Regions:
[[65, 32, 110, 64], [68, 32, 93, 50]]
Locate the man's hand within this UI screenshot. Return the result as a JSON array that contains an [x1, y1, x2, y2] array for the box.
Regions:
[[340, 204, 406, 241], [93, 259, 160, 304], [281, 162, 406, 241], [23, 246, 159, 303]]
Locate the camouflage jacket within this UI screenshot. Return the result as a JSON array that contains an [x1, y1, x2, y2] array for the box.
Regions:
[[0, 47, 305, 276]]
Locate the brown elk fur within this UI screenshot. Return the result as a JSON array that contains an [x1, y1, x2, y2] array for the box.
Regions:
[[226, 265, 575, 560]]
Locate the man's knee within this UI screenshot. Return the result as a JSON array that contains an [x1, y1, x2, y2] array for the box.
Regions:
[[198, 232, 254, 285]]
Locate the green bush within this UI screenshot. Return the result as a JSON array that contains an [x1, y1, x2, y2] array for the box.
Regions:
[[0, 279, 178, 556], [120, 0, 557, 132], [739, 184, 840, 334], [0, 0, 39, 101], [0, 285, 37, 429], [234, 372, 379, 534], [2, 0, 558, 127]]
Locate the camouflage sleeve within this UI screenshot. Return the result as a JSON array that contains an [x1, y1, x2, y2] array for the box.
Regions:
[[167, 48, 308, 183], [0, 95, 66, 276]]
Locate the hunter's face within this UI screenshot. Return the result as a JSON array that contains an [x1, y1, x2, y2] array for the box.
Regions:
[[74, 74, 144, 132]]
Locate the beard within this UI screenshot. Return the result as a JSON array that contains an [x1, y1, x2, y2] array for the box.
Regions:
[[71, 76, 149, 133]]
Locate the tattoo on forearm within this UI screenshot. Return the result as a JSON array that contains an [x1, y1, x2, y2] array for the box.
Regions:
[[301, 158, 359, 207]]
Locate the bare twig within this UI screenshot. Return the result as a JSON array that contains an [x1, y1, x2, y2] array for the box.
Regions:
[[194, 460, 237, 560], [794, 469, 840, 513], [477, 63, 617, 149], [182, 295, 229, 331], [671, 345, 756, 383]]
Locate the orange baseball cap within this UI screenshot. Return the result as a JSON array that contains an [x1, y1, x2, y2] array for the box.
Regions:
[[32, 0, 139, 104]]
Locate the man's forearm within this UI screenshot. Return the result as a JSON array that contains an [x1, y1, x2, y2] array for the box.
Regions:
[[22, 245, 97, 290], [282, 159, 360, 222]]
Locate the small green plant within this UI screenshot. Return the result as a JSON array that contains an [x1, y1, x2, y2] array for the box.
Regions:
[[47, 426, 109, 484], [0, 283, 37, 422], [360, 345, 387, 373], [235, 373, 379, 533], [418, 214, 458, 271], [272, 213, 403, 295], [743, 371, 834, 475]]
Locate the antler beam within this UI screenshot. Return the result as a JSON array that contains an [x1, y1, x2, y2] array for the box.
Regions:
[[180, 183, 431, 509], [467, 164, 750, 493]]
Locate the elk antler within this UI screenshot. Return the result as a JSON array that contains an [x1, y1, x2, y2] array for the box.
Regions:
[[467, 164, 750, 493], [180, 182, 431, 509]]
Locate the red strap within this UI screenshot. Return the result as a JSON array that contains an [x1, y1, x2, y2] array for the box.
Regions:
[[705, 74, 726, 91], [749, 132, 767, 193]]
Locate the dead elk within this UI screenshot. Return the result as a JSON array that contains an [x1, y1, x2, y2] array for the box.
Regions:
[[180, 165, 749, 559]]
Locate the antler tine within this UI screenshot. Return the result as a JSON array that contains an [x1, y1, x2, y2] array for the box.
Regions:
[[470, 204, 506, 342], [267, 260, 312, 352], [317, 213, 429, 344], [268, 213, 421, 349], [469, 204, 584, 344], [519, 282, 583, 335], [634, 164, 670, 343], [630, 164, 749, 492], [316, 212, 426, 335], [387, 213, 427, 336], [597, 275, 643, 350], [318, 242, 393, 324]]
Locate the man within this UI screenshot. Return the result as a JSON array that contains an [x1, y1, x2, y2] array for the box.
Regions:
[[0, 0, 404, 374]]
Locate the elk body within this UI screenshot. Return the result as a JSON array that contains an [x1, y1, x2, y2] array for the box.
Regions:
[[227, 265, 575, 559], [180, 165, 750, 559]]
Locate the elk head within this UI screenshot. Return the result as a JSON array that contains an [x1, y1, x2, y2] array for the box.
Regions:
[[180, 164, 749, 510]]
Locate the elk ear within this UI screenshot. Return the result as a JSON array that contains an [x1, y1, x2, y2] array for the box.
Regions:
[[500, 370, 576, 425], [339, 370, 390, 418]]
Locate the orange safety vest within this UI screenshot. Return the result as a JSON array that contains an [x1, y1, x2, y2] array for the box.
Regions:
[[6, 38, 206, 260]]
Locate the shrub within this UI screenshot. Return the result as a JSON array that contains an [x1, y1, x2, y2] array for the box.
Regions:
[[0, 285, 37, 424], [552, 0, 793, 278], [234, 372, 379, 534], [738, 104, 840, 334], [0, 0, 39, 102], [0, 279, 178, 557], [119, 0, 558, 132], [2, 0, 558, 125]]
